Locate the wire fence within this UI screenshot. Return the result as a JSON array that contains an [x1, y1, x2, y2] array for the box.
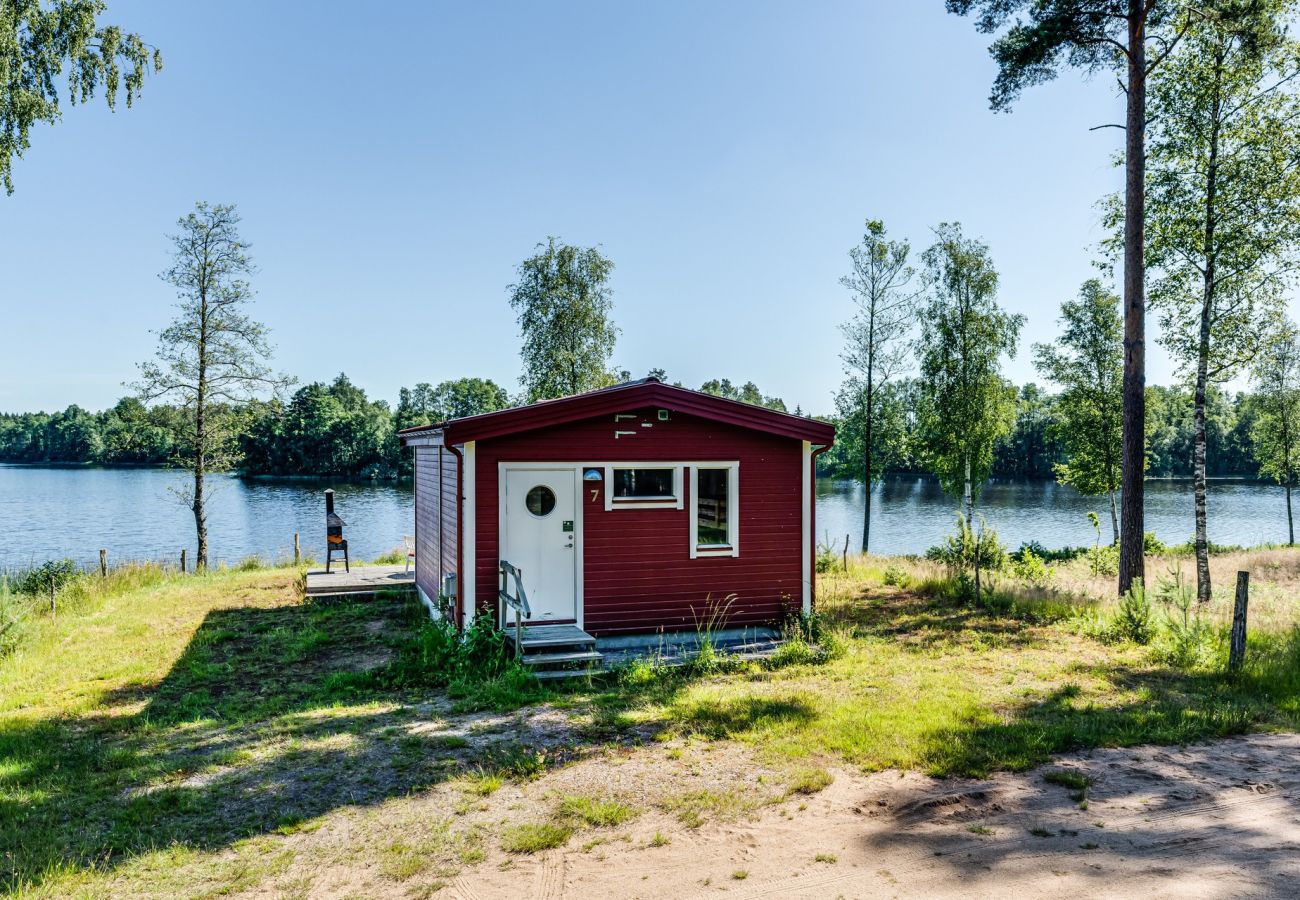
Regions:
[[0, 539, 311, 579]]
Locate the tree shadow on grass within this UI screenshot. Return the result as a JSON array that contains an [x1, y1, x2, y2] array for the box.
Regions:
[[0, 596, 587, 894]]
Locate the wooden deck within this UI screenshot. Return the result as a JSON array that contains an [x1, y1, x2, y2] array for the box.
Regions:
[[304, 565, 416, 599]]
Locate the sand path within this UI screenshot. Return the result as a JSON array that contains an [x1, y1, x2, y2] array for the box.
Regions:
[[449, 733, 1300, 899]]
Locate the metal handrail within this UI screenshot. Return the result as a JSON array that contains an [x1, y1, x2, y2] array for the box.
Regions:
[[499, 560, 531, 656]]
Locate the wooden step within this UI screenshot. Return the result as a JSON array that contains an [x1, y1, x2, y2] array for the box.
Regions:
[[532, 666, 605, 680], [521, 650, 603, 667], [518, 624, 596, 649]]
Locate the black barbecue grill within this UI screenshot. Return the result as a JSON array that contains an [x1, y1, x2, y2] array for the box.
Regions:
[[325, 489, 349, 573]]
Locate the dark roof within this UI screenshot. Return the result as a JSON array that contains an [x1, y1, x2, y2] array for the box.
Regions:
[[399, 378, 834, 445]]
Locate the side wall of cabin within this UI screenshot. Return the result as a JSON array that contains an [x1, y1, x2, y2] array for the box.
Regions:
[[472, 407, 806, 636], [412, 444, 459, 617]]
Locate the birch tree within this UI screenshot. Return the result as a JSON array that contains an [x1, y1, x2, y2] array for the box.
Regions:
[[916, 223, 1024, 522], [509, 238, 619, 402], [135, 203, 287, 569], [1252, 320, 1300, 545], [1, 0, 161, 193], [838, 219, 918, 552], [1144, 4, 1300, 601], [1034, 280, 1125, 544]]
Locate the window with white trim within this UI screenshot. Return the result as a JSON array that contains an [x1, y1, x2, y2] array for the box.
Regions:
[[604, 465, 683, 509], [690, 463, 739, 557]]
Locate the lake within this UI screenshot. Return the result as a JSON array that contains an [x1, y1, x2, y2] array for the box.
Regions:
[[0, 465, 1292, 570]]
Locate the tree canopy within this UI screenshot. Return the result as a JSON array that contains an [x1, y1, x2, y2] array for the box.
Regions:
[[509, 238, 619, 402], [1034, 279, 1125, 541], [916, 223, 1024, 517], [1, 0, 161, 193]]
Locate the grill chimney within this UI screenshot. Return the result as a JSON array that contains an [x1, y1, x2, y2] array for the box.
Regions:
[[324, 489, 349, 573]]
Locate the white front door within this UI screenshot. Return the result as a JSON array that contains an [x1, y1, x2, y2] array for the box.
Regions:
[[502, 468, 577, 623]]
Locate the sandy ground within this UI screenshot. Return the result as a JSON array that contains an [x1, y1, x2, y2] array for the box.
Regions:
[[441, 733, 1300, 900]]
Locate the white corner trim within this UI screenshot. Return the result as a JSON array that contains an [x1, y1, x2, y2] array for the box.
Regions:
[[688, 461, 740, 559], [462, 441, 476, 625], [801, 440, 812, 615]]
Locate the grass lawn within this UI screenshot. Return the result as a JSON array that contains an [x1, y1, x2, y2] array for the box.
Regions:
[[2, 551, 1299, 896]]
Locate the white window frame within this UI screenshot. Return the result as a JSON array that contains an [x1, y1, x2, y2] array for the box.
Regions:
[[603, 464, 684, 510], [689, 462, 740, 558]]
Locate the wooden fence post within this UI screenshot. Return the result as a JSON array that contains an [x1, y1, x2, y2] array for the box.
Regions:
[[49, 578, 56, 621], [181, 548, 188, 574], [842, 534, 850, 572], [294, 533, 301, 565], [99, 548, 107, 578], [1229, 570, 1250, 674]]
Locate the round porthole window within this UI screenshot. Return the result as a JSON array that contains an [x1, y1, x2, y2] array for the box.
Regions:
[[525, 485, 556, 517]]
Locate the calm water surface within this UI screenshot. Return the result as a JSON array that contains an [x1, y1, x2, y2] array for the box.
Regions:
[[0, 465, 1292, 569]]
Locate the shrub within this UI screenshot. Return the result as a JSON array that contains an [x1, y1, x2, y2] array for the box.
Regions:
[[1143, 532, 1169, 554], [1008, 547, 1054, 584], [1087, 543, 1119, 577], [13, 559, 80, 596], [1115, 579, 1153, 645], [882, 565, 908, 587], [815, 538, 839, 574], [1152, 565, 1214, 669], [927, 514, 1007, 603]]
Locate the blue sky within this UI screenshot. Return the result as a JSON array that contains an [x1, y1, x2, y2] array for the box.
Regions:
[[2, 0, 1193, 415]]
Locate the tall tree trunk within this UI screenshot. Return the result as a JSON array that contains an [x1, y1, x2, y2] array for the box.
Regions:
[[1287, 472, 1294, 546], [1192, 53, 1223, 606], [194, 274, 209, 571], [1109, 488, 1120, 546], [1192, 348, 1211, 603], [1119, 0, 1148, 597], [963, 452, 973, 524], [193, 389, 208, 570], [863, 381, 873, 554]]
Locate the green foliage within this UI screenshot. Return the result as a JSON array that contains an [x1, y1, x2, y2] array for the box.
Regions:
[[1034, 280, 1124, 537], [882, 565, 909, 587], [1007, 547, 1053, 584], [699, 378, 787, 411], [1, 0, 162, 193], [945, 0, 1163, 113], [509, 237, 619, 402], [12, 559, 79, 596], [1152, 565, 1215, 669], [915, 223, 1024, 507], [836, 217, 918, 532], [926, 513, 1007, 602], [1143, 532, 1169, 554], [240, 374, 392, 479], [380, 610, 531, 706], [1087, 543, 1119, 577], [133, 203, 290, 568], [1115, 579, 1154, 645], [1252, 321, 1300, 541], [394, 378, 510, 431]]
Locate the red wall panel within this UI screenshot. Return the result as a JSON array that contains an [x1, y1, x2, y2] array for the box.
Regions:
[[472, 407, 806, 636]]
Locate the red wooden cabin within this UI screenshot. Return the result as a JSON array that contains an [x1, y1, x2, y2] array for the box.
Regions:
[[399, 378, 834, 638]]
